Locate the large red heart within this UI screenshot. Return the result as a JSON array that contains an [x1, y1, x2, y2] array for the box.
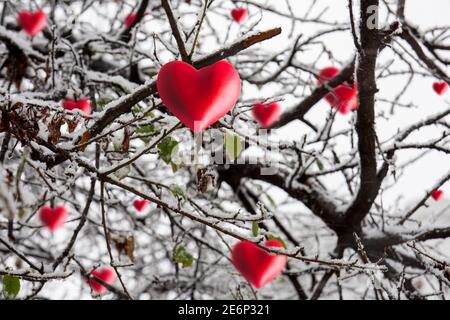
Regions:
[[39, 205, 68, 232], [433, 81, 448, 96], [431, 189, 444, 201], [133, 199, 148, 212], [231, 240, 287, 288], [252, 102, 281, 128], [62, 99, 91, 115], [157, 60, 241, 133], [318, 67, 359, 115], [17, 10, 47, 37], [231, 8, 248, 24], [88, 268, 116, 293]]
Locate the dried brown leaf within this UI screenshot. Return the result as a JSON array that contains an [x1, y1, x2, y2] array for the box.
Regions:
[[111, 234, 135, 262], [78, 131, 92, 151], [122, 127, 130, 153], [47, 115, 64, 145], [5, 49, 28, 90], [65, 118, 78, 133]]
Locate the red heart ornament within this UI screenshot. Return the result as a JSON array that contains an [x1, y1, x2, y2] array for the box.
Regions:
[[252, 102, 281, 128], [433, 81, 448, 96], [125, 12, 148, 28], [231, 240, 287, 288], [17, 10, 47, 37], [88, 268, 116, 293], [39, 205, 68, 232], [231, 8, 248, 24], [431, 189, 444, 201], [125, 14, 137, 28], [133, 199, 149, 212], [157, 60, 241, 133], [62, 99, 91, 115], [318, 67, 359, 115]]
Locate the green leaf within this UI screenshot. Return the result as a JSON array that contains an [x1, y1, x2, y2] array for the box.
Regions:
[[113, 165, 130, 180], [224, 131, 242, 161], [136, 124, 159, 143], [2, 275, 20, 300], [112, 85, 127, 95], [174, 246, 193, 268], [148, 70, 158, 77], [18, 208, 26, 219], [97, 98, 113, 109], [170, 162, 179, 173], [288, 160, 296, 169], [157, 137, 179, 164], [267, 234, 287, 249], [316, 159, 324, 171], [132, 107, 154, 117], [265, 193, 277, 208], [252, 221, 259, 237], [135, 124, 156, 135], [112, 141, 121, 152], [16, 153, 26, 181], [169, 184, 185, 199], [131, 106, 143, 114]]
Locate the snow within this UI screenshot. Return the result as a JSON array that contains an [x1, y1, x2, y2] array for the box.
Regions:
[[0, 0, 449, 300]]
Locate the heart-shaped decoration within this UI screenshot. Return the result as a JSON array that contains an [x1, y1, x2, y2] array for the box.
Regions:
[[17, 10, 47, 37], [433, 81, 448, 96], [133, 199, 148, 212], [124, 12, 148, 28], [431, 189, 444, 201], [252, 102, 281, 128], [231, 240, 287, 288], [88, 268, 116, 293], [62, 99, 91, 115], [318, 66, 359, 115], [39, 205, 68, 232], [157, 60, 241, 133], [125, 14, 137, 28], [231, 8, 248, 24]]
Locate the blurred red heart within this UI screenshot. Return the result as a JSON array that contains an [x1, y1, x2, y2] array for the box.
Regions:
[[157, 60, 240, 133], [431, 189, 444, 201], [62, 99, 91, 115], [433, 81, 448, 96], [125, 12, 149, 28], [125, 14, 137, 28], [88, 268, 116, 293], [124, 13, 136, 28], [39, 205, 68, 232], [231, 8, 248, 24], [17, 10, 47, 36], [133, 199, 148, 212], [318, 66, 359, 115], [231, 240, 287, 288], [252, 102, 281, 128]]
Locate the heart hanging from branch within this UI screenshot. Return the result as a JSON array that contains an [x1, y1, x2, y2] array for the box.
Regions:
[[39, 205, 68, 232], [17, 10, 47, 36], [318, 66, 359, 115], [157, 60, 241, 133], [231, 240, 287, 288], [252, 102, 282, 128]]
